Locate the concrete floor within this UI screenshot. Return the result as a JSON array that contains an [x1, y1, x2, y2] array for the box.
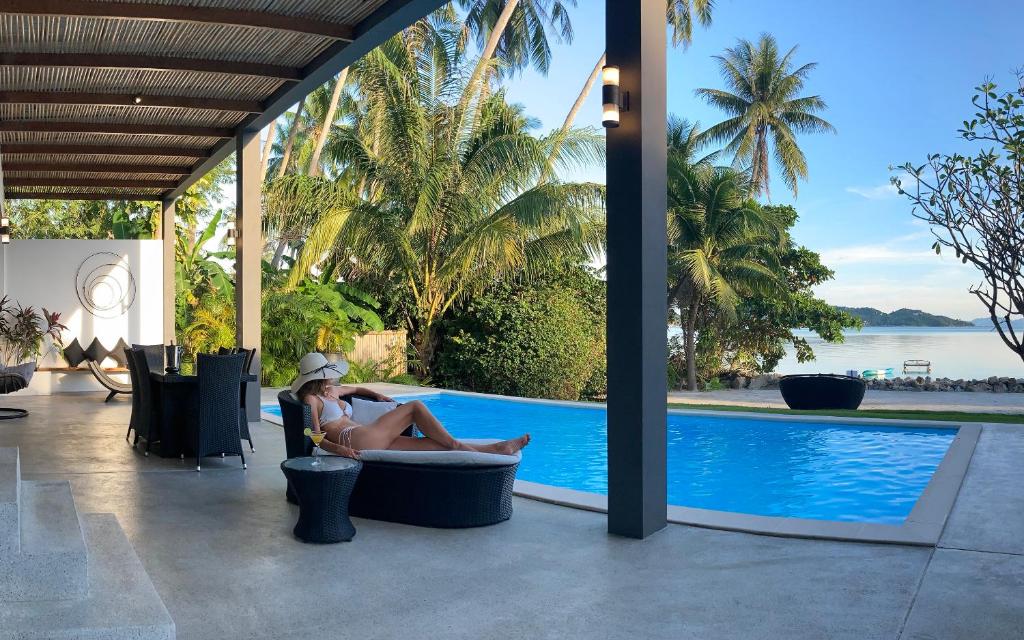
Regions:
[[2, 391, 1023, 639], [669, 387, 1024, 414]]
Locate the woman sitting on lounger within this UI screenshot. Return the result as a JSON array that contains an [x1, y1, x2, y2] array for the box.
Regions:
[[291, 353, 530, 460]]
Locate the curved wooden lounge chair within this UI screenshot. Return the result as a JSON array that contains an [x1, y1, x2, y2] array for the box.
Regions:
[[277, 390, 519, 528], [86, 360, 132, 402]]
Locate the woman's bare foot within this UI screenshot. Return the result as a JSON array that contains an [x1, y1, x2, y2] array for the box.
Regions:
[[494, 434, 530, 455]]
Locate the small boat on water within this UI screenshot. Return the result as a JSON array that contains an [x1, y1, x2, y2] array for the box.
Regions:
[[904, 359, 932, 373], [862, 367, 895, 378]]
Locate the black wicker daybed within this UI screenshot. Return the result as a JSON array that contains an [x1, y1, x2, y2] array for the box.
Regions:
[[779, 374, 866, 410], [277, 390, 519, 528]]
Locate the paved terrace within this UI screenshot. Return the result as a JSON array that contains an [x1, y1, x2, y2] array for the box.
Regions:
[[2, 389, 1022, 639]]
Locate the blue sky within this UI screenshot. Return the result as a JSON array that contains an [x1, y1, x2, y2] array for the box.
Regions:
[[497, 0, 1023, 320]]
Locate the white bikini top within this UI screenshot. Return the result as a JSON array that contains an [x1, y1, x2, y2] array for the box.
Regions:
[[317, 396, 352, 424]]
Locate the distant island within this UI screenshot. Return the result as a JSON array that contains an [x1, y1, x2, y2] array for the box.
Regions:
[[973, 317, 1024, 330], [838, 307, 973, 327]]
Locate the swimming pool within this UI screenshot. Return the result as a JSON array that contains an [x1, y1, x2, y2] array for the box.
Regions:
[[263, 392, 958, 525]]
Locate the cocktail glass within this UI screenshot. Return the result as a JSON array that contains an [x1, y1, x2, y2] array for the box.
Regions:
[[310, 430, 327, 466]]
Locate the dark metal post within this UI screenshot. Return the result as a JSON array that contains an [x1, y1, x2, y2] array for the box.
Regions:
[[161, 198, 176, 345], [606, 0, 668, 539], [235, 129, 262, 418]]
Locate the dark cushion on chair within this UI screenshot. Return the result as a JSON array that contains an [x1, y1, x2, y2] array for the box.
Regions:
[[83, 338, 110, 364], [108, 338, 131, 367], [62, 338, 87, 368], [0, 373, 28, 394]]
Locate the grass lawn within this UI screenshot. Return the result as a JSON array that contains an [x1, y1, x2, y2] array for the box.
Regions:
[[667, 402, 1024, 424]]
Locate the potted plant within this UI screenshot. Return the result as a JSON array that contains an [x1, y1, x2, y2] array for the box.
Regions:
[[0, 296, 66, 386]]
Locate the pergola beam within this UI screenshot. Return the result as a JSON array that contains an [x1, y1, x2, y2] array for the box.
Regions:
[[0, 120, 233, 138], [3, 191, 162, 201], [2, 1, 355, 40], [165, 0, 451, 200], [0, 162, 192, 174], [4, 177, 178, 189], [0, 53, 302, 81], [0, 144, 209, 157], [0, 91, 261, 113]]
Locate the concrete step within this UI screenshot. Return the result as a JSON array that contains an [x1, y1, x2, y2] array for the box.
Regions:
[[0, 480, 88, 601], [0, 513, 176, 640], [0, 448, 19, 555]]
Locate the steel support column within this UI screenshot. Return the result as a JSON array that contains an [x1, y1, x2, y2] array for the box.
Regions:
[[605, 0, 668, 539], [161, 198, 176, 345], [235, 130, 262, 417]]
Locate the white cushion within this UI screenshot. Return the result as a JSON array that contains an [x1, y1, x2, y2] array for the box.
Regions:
[[351, 398, 398, 424], [315, 438, 520, 467]]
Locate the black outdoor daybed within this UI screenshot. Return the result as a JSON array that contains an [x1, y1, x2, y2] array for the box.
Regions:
[[779, 374, 866, 410], [277, 390, 519, 528]]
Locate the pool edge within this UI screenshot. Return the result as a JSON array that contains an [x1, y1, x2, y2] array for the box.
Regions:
[[515, 423, 980, 547]]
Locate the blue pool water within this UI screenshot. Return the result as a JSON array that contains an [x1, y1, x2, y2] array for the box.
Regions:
[[263, 393, 957, 524]]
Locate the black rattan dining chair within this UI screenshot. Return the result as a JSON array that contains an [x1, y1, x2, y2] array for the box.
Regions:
[[128, 347, 161, 455], [195, 352, 247, 472], [131, 343, 164, 372], [236, 347, 256, 452], [124, 347, 140, 441]]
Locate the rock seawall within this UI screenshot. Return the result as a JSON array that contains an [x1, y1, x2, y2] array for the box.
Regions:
[[736, 373, 1024, 393]]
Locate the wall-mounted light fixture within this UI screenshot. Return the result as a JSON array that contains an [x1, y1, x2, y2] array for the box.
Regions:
[[602, 65, 628, 128], [226, 226, 237, 247], [0, 217, 10, 245], [133, 94, 143, 105]]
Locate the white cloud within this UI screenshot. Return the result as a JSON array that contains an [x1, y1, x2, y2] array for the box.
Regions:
[[818, 231, 936, 266], [845, 172, 918, 200], [845, 183, 898, 200]]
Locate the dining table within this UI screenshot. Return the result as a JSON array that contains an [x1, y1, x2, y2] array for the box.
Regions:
[[149, 371, 258, 458]]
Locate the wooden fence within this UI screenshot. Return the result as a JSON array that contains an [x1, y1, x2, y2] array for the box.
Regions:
[[346, 330, 407, 378]]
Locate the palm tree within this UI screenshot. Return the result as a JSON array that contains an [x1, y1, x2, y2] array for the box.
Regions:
[[667, 0, 715, 47], [696, 33, 835, 198], [457, 0, 577, 131], [459, 0, 576, 78], [667, 118, 783, 390], [288, 31, 605, 374], [555, 0, 714, 138]]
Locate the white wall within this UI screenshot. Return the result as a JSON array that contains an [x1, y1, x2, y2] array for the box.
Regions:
[[0, 239, 163, 394]]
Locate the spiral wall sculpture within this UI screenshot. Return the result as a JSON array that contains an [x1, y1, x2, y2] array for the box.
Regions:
[[75, 252, 137, 319]]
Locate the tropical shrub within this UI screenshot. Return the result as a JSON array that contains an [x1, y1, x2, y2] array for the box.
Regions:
[[435, 266, 605, 400], [260, 278, 384, 387], [670, 205, 860, 386], [0, 298, 66, 368], [6, 200, 157, 240]]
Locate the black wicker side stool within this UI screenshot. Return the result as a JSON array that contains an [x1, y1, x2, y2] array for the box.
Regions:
[[281, 457, 363, 543]]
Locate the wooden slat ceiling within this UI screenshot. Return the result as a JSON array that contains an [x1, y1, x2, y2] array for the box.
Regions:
[[0, 0, 444, 202]]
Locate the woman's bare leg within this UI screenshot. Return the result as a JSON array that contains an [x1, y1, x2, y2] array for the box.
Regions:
[[351, 400, 530, 453], [398, 401, 529, 454], [385, 436, 451, 451]]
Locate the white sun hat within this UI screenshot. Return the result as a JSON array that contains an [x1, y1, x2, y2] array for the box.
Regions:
[[290, 352, 350, 394]]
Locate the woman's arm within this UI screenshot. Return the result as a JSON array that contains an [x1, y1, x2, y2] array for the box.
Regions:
[[304, 395, 359, 458], [304, 395, 325, 432], [318, 439, 361, 460]]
